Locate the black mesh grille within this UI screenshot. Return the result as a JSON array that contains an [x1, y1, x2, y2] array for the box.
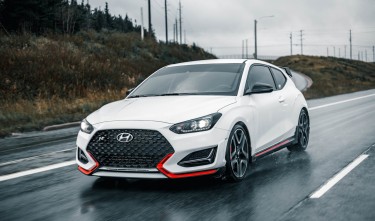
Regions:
[[87, 129, 174, 168]]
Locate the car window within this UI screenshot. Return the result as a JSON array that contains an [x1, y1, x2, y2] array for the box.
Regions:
[[245, 65, 276, 92], [271, 68, 287, 90], [130, 63, 245, 97]]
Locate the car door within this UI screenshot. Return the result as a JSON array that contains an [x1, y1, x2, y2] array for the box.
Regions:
[[270, 67, 295, 139], [242, 65, 282, 152]]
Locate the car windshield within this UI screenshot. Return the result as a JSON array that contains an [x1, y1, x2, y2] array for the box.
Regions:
[[129, 63, 244, 97]]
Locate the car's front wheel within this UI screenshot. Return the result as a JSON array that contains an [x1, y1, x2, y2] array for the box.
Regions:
[[288, 109, 310, 151], [225, 124, 250, 182]]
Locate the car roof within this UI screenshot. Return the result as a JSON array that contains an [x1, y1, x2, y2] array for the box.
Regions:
[[167, 59, 278, 68], [167, 59, 247, 67]]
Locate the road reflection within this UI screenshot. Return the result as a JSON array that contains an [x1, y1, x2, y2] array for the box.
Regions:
[[79, 150, 312, 220]]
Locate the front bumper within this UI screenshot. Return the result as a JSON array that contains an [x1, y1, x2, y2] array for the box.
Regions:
[[76, 120, 229, 178]]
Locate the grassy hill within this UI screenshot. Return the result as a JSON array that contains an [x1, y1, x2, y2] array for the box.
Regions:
[[0, 31, 215, 137], [273, 55, 375, 99]]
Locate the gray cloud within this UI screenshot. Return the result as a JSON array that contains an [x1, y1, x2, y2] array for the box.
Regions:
[[90, 0, 375, 58]]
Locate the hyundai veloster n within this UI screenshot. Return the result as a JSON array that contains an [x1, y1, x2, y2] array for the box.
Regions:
[[76, 59, 310, 181]]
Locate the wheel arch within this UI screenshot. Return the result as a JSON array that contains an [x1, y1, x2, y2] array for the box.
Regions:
[[232, 121, 253, 158]]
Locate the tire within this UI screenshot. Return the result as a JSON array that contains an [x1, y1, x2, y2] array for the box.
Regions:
[[288, 109, 310, 151], [224, 124, 251, 182]]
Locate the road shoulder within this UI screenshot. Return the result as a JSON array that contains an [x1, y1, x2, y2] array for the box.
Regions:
[[281, 144, 375, 221]]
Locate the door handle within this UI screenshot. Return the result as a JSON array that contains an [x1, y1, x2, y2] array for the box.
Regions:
[[278, 96, 285, 103]]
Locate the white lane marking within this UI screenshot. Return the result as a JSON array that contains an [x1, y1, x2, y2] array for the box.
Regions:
[[310, 154, 369, 199], [0, 148, 75, 167], [309, 93, 375, 111], [0, 160, 76, 182]]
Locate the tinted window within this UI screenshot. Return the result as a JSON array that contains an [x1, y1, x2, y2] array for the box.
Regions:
[[271, 68, 287, 90], [245, 65, 276, 92], [130, 63, 244, 97]]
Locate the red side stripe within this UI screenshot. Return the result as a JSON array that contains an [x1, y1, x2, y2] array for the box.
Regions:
[[255, 139, 291, 157]]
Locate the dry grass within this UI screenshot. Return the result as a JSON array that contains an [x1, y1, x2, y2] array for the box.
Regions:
[[273, 55, 375, 99], [0, 90, 124, 137], [0, 31, 215, 137]]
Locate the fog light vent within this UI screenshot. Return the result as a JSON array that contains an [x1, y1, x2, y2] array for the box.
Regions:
[[178, 147, 217, 167], [78, 148, 89, 164]]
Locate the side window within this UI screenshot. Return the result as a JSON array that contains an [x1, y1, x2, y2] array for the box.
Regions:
[[271, 68, 287, 90], [245, 65, 276, 92]]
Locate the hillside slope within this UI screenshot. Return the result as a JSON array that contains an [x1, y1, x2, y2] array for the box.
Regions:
[[0, 31, 215, 136], [273, 55, 375, 99]]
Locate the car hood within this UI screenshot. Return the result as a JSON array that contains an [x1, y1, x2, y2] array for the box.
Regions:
[[87, 96, 237, 125]]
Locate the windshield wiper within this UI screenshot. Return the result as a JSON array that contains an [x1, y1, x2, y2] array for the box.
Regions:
[[128, 93, 197, 98], [127, 94, 158, 98], [158, 93, 197, 96]]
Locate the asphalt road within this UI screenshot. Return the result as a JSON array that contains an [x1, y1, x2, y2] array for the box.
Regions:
[[1, 89, 374, 221]]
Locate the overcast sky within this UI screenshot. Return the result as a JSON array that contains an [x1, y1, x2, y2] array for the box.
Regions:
[[90, 0, 375, 60]]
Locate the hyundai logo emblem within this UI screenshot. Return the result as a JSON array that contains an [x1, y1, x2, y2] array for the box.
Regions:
[[116, 133, 134, 143]]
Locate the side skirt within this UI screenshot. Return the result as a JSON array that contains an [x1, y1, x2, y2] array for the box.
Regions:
[[253, 136, 295, 160]]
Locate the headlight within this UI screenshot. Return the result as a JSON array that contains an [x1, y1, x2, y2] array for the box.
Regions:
[[170, 113, 222, 134], [80, 119, 94, 134]]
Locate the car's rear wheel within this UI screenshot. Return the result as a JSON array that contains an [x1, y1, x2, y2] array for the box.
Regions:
[[225, 124, 250, 182], [288, 109, 310, 151]]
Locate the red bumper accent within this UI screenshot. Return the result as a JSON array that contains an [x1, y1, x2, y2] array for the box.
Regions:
[[157, 153, 218, 179], [78, 152, 99, 175]]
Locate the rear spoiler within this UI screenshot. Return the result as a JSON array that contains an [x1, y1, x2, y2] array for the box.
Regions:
[[282, 67, 293, 78]]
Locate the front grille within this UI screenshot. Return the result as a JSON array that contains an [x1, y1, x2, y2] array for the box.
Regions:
[[87, 129, 174, 168]]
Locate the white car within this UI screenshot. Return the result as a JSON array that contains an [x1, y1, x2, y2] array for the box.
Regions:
[[76, 59, 310, 182]]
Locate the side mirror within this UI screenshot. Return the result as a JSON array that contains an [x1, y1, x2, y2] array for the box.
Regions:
[[282, 67, 293, 77], [245, 83, 274, 95], [126, 88, 134, 96]]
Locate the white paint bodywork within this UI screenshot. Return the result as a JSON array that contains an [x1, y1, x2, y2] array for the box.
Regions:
[[76, 59, 308, 178]]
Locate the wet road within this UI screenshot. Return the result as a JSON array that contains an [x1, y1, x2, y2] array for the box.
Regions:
[[1, 89, 375, 221]]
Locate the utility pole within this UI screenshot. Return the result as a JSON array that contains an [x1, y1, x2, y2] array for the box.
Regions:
[[365, 50, 367, 62], [290, 33, 293, 55], [333, 46, 336, 57], [242, 40, 244, 59], [246, 39, 248, 58], [148, 0, 152, 36], [300, 30, 304, 55], [254, 20, 258, 59], [141, 7, 144, 40], [175, 18, 178, 43], [173, 24, 176, 43], [179, 0, 182, 44], [345, 45, 347, 58], [254, 15, 274, 59], [349, 30, 352, 59], [164, 0, 168, 43]]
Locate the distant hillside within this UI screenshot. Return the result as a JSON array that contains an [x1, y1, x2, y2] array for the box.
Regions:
[[273, 55, 375, 99], [0, 31, 215, 137]]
